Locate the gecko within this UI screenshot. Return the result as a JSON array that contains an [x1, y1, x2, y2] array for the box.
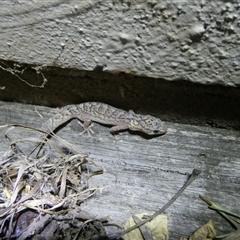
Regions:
[[41, 102, 167, 138]]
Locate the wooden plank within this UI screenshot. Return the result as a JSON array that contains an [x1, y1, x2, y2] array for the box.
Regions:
[[0, 101, 239, 239]]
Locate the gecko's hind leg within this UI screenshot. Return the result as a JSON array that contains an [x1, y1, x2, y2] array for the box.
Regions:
[[77, 120, 95, 136]]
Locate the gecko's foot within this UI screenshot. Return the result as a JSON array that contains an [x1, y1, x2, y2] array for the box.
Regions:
[[78, 120, 95, 136]]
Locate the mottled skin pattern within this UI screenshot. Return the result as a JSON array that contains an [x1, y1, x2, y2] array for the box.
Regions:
[[43, 102, 167, 136]]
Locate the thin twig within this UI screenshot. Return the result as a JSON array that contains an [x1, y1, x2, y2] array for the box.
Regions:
[[111, 168, 201, 239]]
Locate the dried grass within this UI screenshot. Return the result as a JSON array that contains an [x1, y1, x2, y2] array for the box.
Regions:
[[0, 125, 108, 239]]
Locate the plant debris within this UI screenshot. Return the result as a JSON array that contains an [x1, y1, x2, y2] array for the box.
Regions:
[[0, 125, 112, 240], [123, 213, 168, 240], [180, 220, 216, 240]]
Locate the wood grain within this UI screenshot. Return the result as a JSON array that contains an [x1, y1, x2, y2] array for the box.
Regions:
[[0, 101, 239, 239]]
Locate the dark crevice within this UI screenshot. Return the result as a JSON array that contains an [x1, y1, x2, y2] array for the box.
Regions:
[[0, 59, 239, 130]]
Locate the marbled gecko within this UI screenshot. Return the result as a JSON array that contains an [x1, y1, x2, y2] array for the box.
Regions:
[[42, 102, 167, 137]]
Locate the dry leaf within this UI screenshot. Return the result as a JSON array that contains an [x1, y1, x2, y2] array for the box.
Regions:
[[180, 220, 216, 240], [123, 212, 168, 240]]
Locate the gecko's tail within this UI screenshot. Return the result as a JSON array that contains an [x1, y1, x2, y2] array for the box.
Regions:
[[28, 113, 75, 157]]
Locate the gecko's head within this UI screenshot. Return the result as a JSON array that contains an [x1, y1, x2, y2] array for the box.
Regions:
[[128, 114, 167, 135]]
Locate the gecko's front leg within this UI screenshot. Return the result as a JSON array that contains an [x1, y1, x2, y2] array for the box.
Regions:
[[110, 123, 129, 134]]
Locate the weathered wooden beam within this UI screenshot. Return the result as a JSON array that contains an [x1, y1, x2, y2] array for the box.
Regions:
[[0, 101, 239, 238]]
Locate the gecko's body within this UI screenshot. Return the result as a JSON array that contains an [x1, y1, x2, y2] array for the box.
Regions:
[[42, 102, 167, 137]]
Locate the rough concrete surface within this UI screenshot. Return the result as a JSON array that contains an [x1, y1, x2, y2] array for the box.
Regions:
[[0, 0, 240, 87]]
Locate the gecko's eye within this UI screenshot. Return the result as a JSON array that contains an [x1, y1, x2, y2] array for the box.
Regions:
[[153, 130, 160, 134]]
